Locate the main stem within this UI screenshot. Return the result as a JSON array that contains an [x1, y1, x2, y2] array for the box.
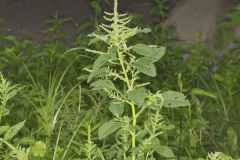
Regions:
[[117, 50, 137, 160]]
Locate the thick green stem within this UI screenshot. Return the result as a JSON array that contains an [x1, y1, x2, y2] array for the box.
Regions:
[[117, 50, 136, 160], [130, 102, 137, 160]]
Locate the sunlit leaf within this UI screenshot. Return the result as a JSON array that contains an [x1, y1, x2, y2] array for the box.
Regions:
[[151, 138, 174, 158], [161, 91, 188, 108], [132, 44, 165, 62], [91, 79, 116, 90], [191, 88, 217, 99], [141, 28, 152, 33], [134, 57, 156, 77], [227, 127, 238, 151], [109, 101, 124, 116], [4, 120, 26, 140], [30, 141, 46, 157], [98, 121, 122, 140], [93, 54, 110, 71], [127, 87, 147, 106], [88, 67, 109, 83], [0, 125, 9, 135]]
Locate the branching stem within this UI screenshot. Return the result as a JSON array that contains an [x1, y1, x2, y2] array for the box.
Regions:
[[117, 50, 136, 160]]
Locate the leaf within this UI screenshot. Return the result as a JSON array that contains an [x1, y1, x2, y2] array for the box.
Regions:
[[226, 127, 238, 151], [151, 47, 166, 62], [2, 107, 10, 116], [90, 1, 102, 16], [17, 137, 35, 145], [88, 37, 100, 46], [141, 28, 151, 33], [190, 134, 198, 147], [127, 87, 147, 106], [136, 130, 147, 140], [96, 148, 106, 160], [87, 67, 109, 83], [4, 120, 26, 140], [159, 124, 175, 130], [132, 44, 153, 57], [161, 91, 189, 108], [98, 121, 122, 140], [30, 141, 46, 157], [4, 35, 17, 42], [76, 74, 88, 81], [6, 84, 20, 100], [108, 47, 117, 60], [134, 57, 156, 77], [191, 88, 217, 99], [109, 101, 124, 116], [91, 79, 116, 90], [151, 138, 174, 158], [0, 126, 9, 135], [214, 73, 225, 82], [132, 44, 165, 62], [93, 54, 110, 71]]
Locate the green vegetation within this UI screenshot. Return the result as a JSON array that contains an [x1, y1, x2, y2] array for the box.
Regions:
[[0, 0, 239, 159]]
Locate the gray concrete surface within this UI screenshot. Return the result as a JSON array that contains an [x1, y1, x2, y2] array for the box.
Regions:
[[0, 0, 239, 43], [167, 0, 239, 43], [0, 0, 153, 42]]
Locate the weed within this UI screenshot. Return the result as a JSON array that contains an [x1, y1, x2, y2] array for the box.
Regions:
[[86, 0, 188, 159]]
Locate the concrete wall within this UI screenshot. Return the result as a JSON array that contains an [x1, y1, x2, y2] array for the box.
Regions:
[[167, 0, 239, 43], [0, 0, 153, 42], [0, 0, 239, 43]]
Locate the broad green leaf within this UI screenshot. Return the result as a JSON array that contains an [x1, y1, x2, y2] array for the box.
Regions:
[[136, 130, 147, 140], [132, 44, 153, 57], [134, 57, 156, 77], [161, 91, 188, 108], [87, 67, 109, 83], [2, 107, 10, 116], [151, 47, 166, 62], [137, 155, 145, 160], [18, 137, 35, 145], [141, 28, 151, 33], [0, 125, 9, 135], [98, 121, 122, 140], [191, 88, 217, 99], [96, 148, 106, 160], [77, 74, 88, 81], [159, 124, 175, 130], [214, 73, 225, 82], [190, 134, 198, 147], [6, 84, 20, 100], [93, 54, 110, 71], [88, 37, 100, 46], [132, 44, 165, 62], [151, 138, 174, 158], [91, 79, 116, 90], [127, 87, 147, 106], [30, 141, 46, 157], [108, 47, 117, 60], [109, 101, 124, 116], [4, 120, 26, 140], [227, 127, 238, 151]]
